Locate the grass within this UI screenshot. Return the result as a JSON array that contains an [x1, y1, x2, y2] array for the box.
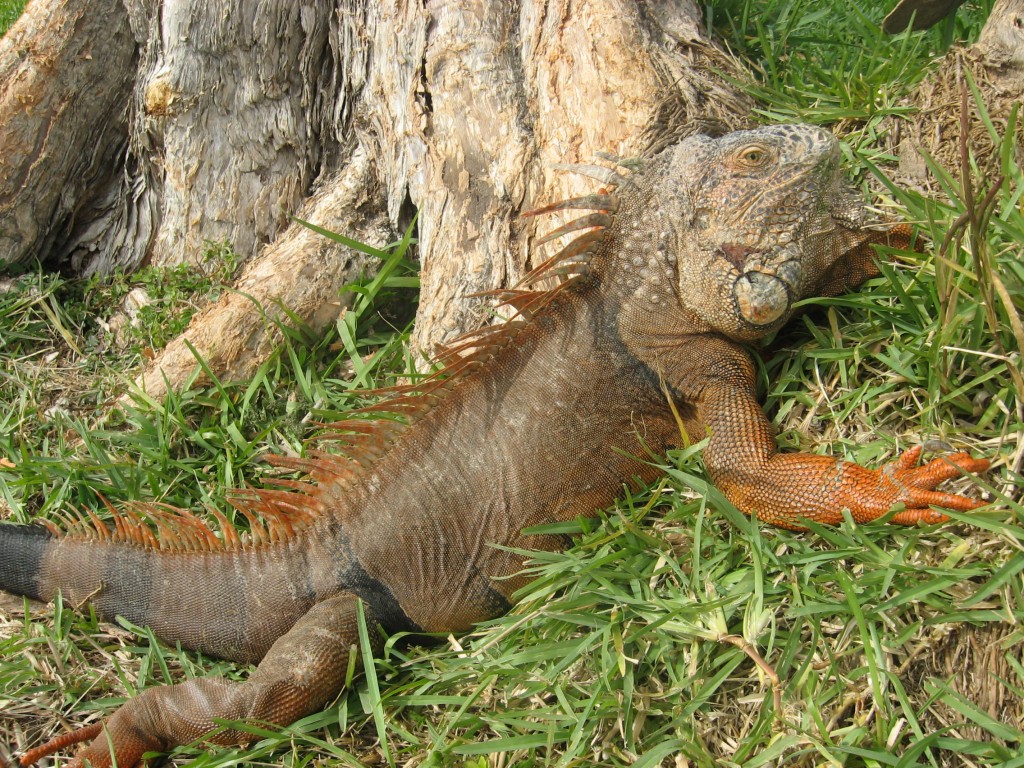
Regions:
[[1, 0, 1022, 766], [0, 0, 25, 36]]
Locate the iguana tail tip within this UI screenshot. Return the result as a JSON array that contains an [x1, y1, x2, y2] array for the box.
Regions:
[[13, 722, 102, 768]]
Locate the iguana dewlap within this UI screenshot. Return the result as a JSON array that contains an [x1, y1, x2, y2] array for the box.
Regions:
[[0, 124, 989, 768]]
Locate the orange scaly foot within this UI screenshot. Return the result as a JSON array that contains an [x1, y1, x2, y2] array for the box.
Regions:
[[728, 446, 991, 530], [880, 446, 991, 525], [812, 446, 991, 527]]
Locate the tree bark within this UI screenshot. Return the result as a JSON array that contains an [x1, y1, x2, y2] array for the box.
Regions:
[[132, 143, 392, 397], [1, 0, 753, 399], [404, 1, 753, 355], [0, 0, 136, 267]]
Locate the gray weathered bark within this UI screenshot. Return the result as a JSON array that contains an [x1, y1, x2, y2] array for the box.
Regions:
[[0, 0, 136, 266]]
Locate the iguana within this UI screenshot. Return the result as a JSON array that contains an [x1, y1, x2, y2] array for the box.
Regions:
[[0, 124, 990, 768]]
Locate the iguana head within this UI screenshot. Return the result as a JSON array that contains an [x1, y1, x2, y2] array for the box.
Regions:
[[616, 124, 873, 342]]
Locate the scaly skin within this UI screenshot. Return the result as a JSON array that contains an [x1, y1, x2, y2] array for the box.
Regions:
[[0, 124, 990, 768]]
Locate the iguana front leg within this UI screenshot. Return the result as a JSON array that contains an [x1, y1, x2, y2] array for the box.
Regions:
[[681, 340, 990, 529], [711, 436, 990, 529], [19, 593, 378, 768]]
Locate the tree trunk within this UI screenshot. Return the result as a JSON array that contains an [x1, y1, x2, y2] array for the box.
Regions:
[[0, 0, 136, 267], [0, 0, 752, 398]]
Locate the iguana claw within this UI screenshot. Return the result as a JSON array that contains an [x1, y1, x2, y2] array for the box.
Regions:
[[801, 446, 990, 528], [883, 446, 991, 524], [716, 440, 991, 530]]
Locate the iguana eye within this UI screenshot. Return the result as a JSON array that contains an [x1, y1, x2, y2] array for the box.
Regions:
[[736, 145, 769, 168]]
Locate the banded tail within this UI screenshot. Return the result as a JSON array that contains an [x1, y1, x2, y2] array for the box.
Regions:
[[0, 518, 324, 664], [0, 522, 54, 601]]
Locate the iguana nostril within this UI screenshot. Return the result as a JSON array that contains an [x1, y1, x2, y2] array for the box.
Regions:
[[734, 271, 790, 326]]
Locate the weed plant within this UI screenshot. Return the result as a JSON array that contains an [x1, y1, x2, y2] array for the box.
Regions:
[[1, 1, 1022, 767]]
